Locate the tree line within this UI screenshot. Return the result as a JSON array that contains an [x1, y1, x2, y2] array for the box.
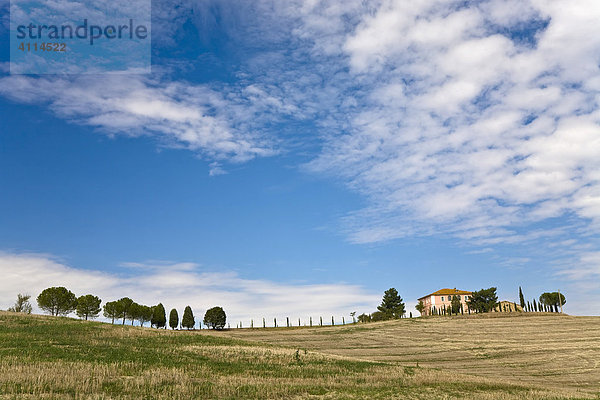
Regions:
[[4, 286, 568, 327], [5, 286, 227, 329]]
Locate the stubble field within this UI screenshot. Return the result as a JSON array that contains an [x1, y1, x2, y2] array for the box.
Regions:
[[0, 311, 598, 399], [216, 313, 600, 395]]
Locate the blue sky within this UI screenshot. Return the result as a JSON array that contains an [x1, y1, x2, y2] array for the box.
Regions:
[[1, 0, 599, 321]]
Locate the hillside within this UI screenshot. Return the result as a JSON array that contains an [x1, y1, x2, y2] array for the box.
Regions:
[[0, 311, 598, 399], [219, 313, 600, 395]]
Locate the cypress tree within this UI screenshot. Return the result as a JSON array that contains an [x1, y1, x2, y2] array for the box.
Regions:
[[150, 303, 167, 329], [182, 306, 195, 330], [310, 316, 312, 327], [274, 317, 277, 327], [263, 317, 266, 328], [286, 317, 289, 328], [332, 316, 334, 325], [533, 299, 538, 312], [169, 308, 178, 330], [519, 287, 525, 309], [320, 316, 323, 326]]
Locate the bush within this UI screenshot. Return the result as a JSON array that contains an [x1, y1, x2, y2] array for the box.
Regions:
[[7, 294, 32, 314]]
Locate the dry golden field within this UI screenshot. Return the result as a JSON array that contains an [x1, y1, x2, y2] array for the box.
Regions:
[[0, 311, 598, 399], [209, 313, 600, 396]]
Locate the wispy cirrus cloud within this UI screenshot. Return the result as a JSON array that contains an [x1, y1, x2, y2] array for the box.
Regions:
[[290, 0, 600, 252], [0, 74, 286, 166]]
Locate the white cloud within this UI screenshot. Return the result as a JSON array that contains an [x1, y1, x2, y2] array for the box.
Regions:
[[0, 252, 380, 325], [0, 74, 282, 164], [298, 0, 600, 250]]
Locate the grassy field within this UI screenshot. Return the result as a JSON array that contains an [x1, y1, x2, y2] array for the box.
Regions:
[[0, 312, 598, 399]]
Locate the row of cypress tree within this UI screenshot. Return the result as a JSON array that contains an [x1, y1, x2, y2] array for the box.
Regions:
[[519, 287, 565, 313]]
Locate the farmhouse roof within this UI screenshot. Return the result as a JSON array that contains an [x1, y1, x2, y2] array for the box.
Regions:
[[418, 288, 472, 300]]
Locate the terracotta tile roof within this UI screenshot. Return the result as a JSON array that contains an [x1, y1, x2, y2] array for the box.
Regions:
[[418, 288, 472, 300]]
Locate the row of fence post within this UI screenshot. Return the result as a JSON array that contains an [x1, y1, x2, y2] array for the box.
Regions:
[[233, 315, 356, 329]]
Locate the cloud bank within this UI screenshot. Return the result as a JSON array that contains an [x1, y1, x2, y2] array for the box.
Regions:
[[0, 252, 380, 325]]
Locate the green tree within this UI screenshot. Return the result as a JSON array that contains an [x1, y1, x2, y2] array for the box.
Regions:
[[371, 311, 386, 321], [357, 313, 371, 323], [169, 308, 179, 330], [377, 288, 405, 319], [466, 287, 498, 313], [415, 300, 425, 316], [116, 297, 134, 325], [204, 306, 226, 329], [519, 287, 525, 309], [451, 295, 461, 314], [7, 293, 33, 314], [103, 301, 120, 324], [75, 294, 101, 320], [539, 292, 566, 309], [37, 287, 77, 316], [136, 305, 153, 327], [128, 302, 142, 325], [182, 306, 195, 329], [151, 303, 166, 328]]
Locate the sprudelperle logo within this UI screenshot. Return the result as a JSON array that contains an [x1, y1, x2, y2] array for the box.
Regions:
[[10, 0, 151, 74]]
